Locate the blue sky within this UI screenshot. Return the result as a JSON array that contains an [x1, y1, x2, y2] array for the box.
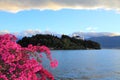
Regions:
[[0, 9, 120, 34], [0, 0, 120, 36]]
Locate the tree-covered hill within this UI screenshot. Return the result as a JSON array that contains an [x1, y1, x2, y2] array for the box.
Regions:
[[17, 34, 101, 50]]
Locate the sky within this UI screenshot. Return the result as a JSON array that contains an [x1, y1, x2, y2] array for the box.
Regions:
[[0, 0, 120, 36]]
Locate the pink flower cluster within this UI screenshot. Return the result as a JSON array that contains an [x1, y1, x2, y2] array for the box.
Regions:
[[0, 34, 58, 80]]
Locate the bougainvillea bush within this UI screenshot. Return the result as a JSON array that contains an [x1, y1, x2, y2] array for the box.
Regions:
[[0, 34, 58, 80]]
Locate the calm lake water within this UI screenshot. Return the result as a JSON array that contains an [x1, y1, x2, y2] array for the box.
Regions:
[[43, 49, 120, 80]]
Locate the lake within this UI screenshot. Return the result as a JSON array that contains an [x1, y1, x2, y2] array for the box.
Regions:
[[43, 49, 120, 80]]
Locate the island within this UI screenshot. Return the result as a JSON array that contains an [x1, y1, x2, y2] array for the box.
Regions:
[[17, 34, 101, 50]]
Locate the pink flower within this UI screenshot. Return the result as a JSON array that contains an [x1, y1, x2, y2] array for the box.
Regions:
[[50, 59, 58, 68], [0, 65, 2, 69], [0, 34, 58, 80], [0, 74, 8, 80]]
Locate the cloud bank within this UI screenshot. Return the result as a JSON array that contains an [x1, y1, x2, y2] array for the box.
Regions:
[[71, 32, 120, 39], [0, 29, 61, 39], [0, 0, 120, 12], [1, 30, 120, 39]]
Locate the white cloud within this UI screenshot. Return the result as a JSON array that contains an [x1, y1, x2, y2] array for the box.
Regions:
[[0, 0, 120, 12], [71, 32, 120, 39], [14, 29, 61, 39], [0, 29, 42, 39], [1, 30, 120, 39], [14, 29, 42, 39], [0, 30, 9, 34], [86, 27, 98, 32], [21, 29, 41, 36]]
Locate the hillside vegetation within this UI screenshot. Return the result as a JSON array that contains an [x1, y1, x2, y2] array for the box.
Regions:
[[17, 34, 101, 50]]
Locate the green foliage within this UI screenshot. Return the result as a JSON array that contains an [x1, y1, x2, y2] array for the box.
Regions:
[[17, 34, 101, 50]]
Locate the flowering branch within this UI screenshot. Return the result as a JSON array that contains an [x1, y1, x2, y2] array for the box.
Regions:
[[0, 34, 58, 80]]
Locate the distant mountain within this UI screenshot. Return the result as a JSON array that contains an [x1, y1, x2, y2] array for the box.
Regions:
[[88, 36, 120, 49]]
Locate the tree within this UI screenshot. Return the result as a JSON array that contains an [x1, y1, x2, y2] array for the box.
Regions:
[[18, 34, 101, 50]]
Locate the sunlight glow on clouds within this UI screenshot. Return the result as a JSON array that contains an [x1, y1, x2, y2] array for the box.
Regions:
[[0, 0, 120, 12]]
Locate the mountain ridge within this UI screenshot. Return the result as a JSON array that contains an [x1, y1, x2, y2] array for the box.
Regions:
[[88, 36, 120, 49]]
